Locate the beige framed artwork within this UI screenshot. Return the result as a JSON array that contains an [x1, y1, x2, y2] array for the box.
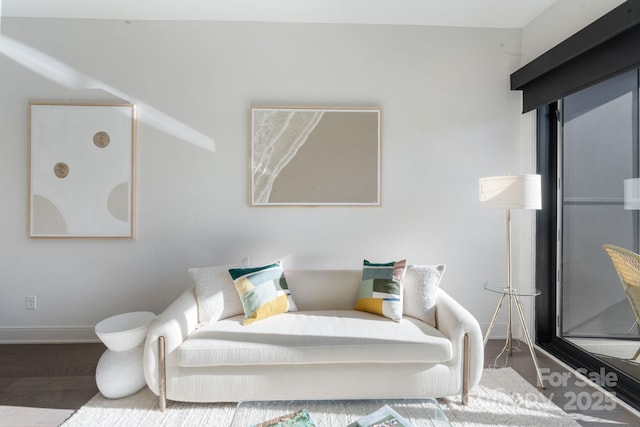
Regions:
[[250, 106, 382, 206], [28, 103, 136, 238]]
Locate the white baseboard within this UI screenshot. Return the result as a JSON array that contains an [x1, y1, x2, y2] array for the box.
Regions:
[[0, 326, 100, 343]]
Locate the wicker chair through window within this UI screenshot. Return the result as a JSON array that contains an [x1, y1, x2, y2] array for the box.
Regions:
[[603, 244, 640, 360]]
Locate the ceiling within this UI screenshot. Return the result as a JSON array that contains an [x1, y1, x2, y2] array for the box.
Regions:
[[1, 0, 558, 29]]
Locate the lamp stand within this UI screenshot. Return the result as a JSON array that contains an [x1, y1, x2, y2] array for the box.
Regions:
[[483, 208, 546, 388]]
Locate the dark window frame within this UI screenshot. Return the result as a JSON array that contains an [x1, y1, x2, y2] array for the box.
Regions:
[[511, 0, 640, 410], [536, 103, 640, 410]]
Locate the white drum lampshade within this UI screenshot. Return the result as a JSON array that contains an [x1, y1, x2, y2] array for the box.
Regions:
[[479, 174, 542, 210]]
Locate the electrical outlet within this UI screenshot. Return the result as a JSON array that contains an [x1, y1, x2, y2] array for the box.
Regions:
[[26, 295, 37, 310]]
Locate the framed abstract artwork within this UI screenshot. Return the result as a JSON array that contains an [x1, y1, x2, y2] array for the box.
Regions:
[[250, 106, 382, 206], [28, 103, 136, 238]]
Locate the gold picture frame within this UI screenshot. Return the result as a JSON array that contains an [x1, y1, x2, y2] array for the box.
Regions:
[[250, 106, 382, 206]]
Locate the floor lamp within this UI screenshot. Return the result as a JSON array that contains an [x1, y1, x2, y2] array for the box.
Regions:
[[479, 174, 545, 388]]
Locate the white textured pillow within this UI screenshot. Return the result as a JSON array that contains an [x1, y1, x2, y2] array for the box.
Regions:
[[403, 264, 446, 327], [190, 258, 248, 323]]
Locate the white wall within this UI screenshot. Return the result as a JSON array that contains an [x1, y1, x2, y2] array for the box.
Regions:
[[521, 0, 625, 64], [0, 17, 533, 342]]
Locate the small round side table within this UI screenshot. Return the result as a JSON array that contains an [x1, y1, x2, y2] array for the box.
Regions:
[[95, 311, 156, 399], [482, 282, 545, 388]]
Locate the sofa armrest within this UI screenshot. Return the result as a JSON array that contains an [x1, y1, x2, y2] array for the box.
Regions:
[[435, 288, 484, 390], [143, 286, 200, 395]]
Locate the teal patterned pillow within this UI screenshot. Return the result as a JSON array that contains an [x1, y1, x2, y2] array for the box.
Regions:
[[229, 262, 297, 325], [354, 259, 407, 321]]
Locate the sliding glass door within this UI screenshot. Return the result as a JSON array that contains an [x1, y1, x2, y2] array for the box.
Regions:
[[559, 69, 640, 381]]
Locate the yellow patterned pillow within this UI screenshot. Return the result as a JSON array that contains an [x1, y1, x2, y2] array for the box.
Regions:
[[229, 262, 297, 325], [354, 259, 407, 322]]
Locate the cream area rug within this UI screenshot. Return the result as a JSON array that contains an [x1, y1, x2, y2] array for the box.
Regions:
[[61, 368, 578, 426]]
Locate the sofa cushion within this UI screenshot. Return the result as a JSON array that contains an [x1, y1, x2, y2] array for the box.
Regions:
[[354, 260, 407, 322], [177, 310, 452, 367], [403, 264, 446, 327], [189, 258, 248, 323], [229, 262, 298, 325]]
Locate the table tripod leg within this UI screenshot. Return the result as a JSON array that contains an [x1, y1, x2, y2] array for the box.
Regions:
[[513, 294, 545, 388], [484, 292, 507, 346], [507, 292, 513, 355]]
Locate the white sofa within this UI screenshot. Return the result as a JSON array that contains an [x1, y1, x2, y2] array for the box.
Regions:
[[143, 268, 483, 408]]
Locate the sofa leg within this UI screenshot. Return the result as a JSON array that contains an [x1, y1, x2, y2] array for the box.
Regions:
[[158, 336, 167, 411], [462, 332, 470, 405]]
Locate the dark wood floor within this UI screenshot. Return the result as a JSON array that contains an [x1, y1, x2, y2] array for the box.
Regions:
[[0, 343, 105, 410], [0, 340, 638, 426]]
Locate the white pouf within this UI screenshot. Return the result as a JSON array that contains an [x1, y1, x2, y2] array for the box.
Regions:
[[96, 345, 146, 399], [95, 311, 156, 352], [94, 311, 155, 399]]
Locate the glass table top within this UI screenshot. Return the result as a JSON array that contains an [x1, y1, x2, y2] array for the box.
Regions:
[[483, 281, 541, 296], [230, 398, 451, 427]]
